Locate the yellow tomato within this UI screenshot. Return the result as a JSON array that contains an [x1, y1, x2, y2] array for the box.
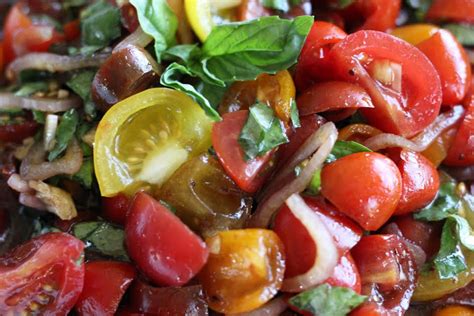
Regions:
[[338, 123, 382, 142], [94, 88, 212, 197], [433, 305, 474, 316], [199, 229, 285, 314], [257, 70, 296, 122], [421, 126, 457, 167], [390, 24, 440, 45]]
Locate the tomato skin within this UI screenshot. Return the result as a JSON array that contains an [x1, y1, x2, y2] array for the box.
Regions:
[[212, 110, 274, 194], [350, 302, 390, 316], [321, 152, 402, 231], [0, 41, 3, 74], [125, 192, 208, 286], [102, 193, 131, 225], [0, 120, 38, 144], [390, 149, 440, 215], [417, 30, 471, 106], [325, 253, 362, 294], [329, 30, 442, 138], [426, 0, 474, 23], [75, 261, 136, 316], [348, 0, 401, 32], [0, 233, 85, 314], [63, 20, 81, 41], [444, 102, 474, 166]]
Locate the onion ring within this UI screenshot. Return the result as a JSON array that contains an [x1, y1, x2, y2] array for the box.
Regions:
[[0, 92, 81, 113]]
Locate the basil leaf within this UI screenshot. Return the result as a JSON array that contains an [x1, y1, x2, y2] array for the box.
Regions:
[[73, 157, 94, 188], [63, 0, 87, 9], [290, 100, 301, 128], [14, 82, 48, 97], [66, 70, 97, 118], [289, 284, 366, 316], [73, 221, 129, 261], [405, 0, 432, 20], [48, 109, 79, 161], [238, 102, 289, 160], [32, 110, 46, 124], [449, 214, 474, 251], [130, 0, 178, 62], [414, 182, 460, 221], [80, 0, 121, 49], [162, 44, 201, 64], [261, 0, 291, 12], [326, 140, 372, 163], [434, 219, 467, 279], [307, 169, 322, 195], [444, 24, 474, 46], [160, 63, 221, 121]]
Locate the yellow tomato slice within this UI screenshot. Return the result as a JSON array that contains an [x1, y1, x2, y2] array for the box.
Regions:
[[390, 24, 440, 45], [94, 88, 212, 197]]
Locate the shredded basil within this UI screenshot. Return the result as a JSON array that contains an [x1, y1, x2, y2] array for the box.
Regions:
[[444, 24, 474, 46], [66, 71, 97, 118], [326, 140, 372, 163], [414, 181, 460, 221], [48, 109, 79, 161], [290, 100, 301, 129]]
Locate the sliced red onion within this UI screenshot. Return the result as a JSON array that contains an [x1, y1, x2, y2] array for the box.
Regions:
[[250, 122, 337, 227], [281, 194, 339, 292], [7, 173, 32, 194], [383, 223, 427, 269], [232, 297, 287, 316], [113, 26, 153, 53], [364, 105, 465, 152], [0, 92, 81, 113], [6, 52, 109, 81], [19, 192, 47, 210]]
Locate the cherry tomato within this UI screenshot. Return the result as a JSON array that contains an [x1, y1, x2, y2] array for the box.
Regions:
[[338, 123, 382, 143], [295, 21, 347, 91], [328, 30, 442, 137], [102, 193, 131, 226], [325, 253, 362, 294], [199, 229, 285, 314], [350, 301, 390, 316], [120, 3, 139, 33], [125, 192, 208, 286], [434, 305, 474, 316], [351, 234, 417, 315], [389, 149, 440, 215], [390, 24, 440, 46], [63, 20, 81, 41], [0, 233, 85, 314], [0, 41, 3, 74], [417, 30, 471, 106], [321, 152, 402, 231], [444, 102, 474, 166], [212, 110, 274, 194], [422, 126, 458, 167], [426, 0, 474, 24], [75, 261, 136, 316], [0, 118, 38, 144], [344, 0, 401, 32]]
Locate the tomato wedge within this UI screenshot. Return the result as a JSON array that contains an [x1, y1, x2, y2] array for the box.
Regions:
[[444, 102, 474, 166], [0, 233, 85, 314], [328, 30, 442, 137]]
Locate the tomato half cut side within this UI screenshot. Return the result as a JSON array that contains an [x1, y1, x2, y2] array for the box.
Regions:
[[328, 30, 442, 137], [0, 233, 85, 315]]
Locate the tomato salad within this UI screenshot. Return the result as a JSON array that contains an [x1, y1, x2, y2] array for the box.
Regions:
[[0, 0, 473, 315]]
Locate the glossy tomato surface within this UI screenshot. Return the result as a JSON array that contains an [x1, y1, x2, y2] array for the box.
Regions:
[[101, 193, 131, 226], [125, 192, 208, 286], [444, 102, 474, 166], [0, 233, 85, 314], [426, 0, 474, 23], [345, 0, 401, 32], [0, 120, 38, 144]]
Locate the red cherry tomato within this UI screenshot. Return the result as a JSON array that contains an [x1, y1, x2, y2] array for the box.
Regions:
[[0, 41, 4, 74], [426, 0, 474, 23], [344, 0, 401, 32], [102, 193, 131, 225], [0, 233, 85, 314], [328, 30, 442, 137], [237, 0, 271, 21], [63, 20, 81, 42], [75, 261, 136, 316], [321, 152, 402, 231], [273, 196, 362, 278], [0, 120, 38, 144], [212, 110, 274, 194], [120, 3, 139, 33], [125, 192, 208, 286], [325, 253, 362, 294], [444, 102, 474, 166], [417, 30, 471, 106], [351, 235, 417, 315], [350, 301, 390, 316], [295, 21, 347, 91], [390, 149, 440, 215]]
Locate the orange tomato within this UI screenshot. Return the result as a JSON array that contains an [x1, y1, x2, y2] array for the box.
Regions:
[[338, 123, 382, 142], [433, 305, 474, 316]]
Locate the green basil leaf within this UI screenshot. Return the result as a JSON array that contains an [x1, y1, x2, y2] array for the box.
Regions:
[[66, 70, 97, 118], [63, 0, 87, 9], [48, 109, 79, 161], [414, 182, 460, 221], [130, 0, 178, 62], [289, 284, 367, 316], [261, 0, 290, 12], [290, 99, 301, 128], [449, 214, 474, 251], [162, 44, 201, 64], [434, 219, 467, 279], [73, 221, 129, 261], [444, 24, 474, 46], [80, 0, 121, 49], [14, 82, 48, 97], [238, 102, 289, 160], [405, 0, 433, 21], [307, 169, 322, 195], [326, 140, 372, 163], [73, 157, 94, 188], [32, 110, 46, 124]]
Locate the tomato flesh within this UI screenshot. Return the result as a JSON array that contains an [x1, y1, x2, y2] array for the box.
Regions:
[[101, 193, 131, 226], [426, 0, 474, 23], [444, 102, 474, 166]]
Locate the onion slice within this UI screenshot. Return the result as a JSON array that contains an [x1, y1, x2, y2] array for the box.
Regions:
[[281, 194, 339, 292], [0, 92, 81, 113], [113, 26, 153, 52], [232, 297, 287, 316], [364, 105, 465, 152], [250, 122, 337, 227]]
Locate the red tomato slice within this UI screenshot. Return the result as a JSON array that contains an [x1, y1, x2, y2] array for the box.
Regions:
[[321, 152, 402, 231], [75, 261, 135, 315], [325, 253, 362, 294], [344, 0, 401, 32], [0, 120, 38, 144], [390, 149, 440, 215], [328, 30, 442, 137], [426, 0, 474, 23], [0, 233, 85, 314], [296, 81, 374, 116], [102, 193, 131, 225], [444, 102, 474, 166], [212, 110, 274, 194], [417, 30, 471, 106], [125, 192, 209, 286], [295, 21, 347, 91]]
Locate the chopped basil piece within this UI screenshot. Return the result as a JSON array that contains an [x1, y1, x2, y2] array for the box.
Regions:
[[66, 70, 97, 118], [434, 219, 467, 279], [48, 109, 79, 161], [73, 158, 94, 188], [444, 24, 474, 46], [261, 0, 292, 12], [290, 100, 301, 129], [326, 140, 372, 163], [307, 169, 322, 195], [414, 181, 460, 221], [80, 0, 121, 50], [32, 110, 46, 124], [14, 82, 48, 97]]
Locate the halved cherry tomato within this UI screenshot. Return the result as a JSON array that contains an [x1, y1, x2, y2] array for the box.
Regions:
[[426, 0, 474, 24], [0, 120, 38, 143], [120, 3, 139, 33], [342, 0, 401, 32], [75, 261, 136, 316], [422, 126, 458, 167], [63, 20, 81, 42], [417, 29, 471, 106], [0, 233, 85, 314], [321, 152, 402, 231], [444, 102, 474, 166], [390, 24, 440, 45], [325, 253, 362, 294], [338, 123, 382, 142], [125, 192, 208, 286], [389, 149, 440, 215], [199, 229, 285, 314], [212, 110, 274, 194], [0, 41, 3, 75], [328, 30, 442, 137], [295, 21, 347, 91], [433, 305, 474, 316], [101, 193, 131, 226], [296, 81, 373, 116], [351, 234, 417, 315]]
